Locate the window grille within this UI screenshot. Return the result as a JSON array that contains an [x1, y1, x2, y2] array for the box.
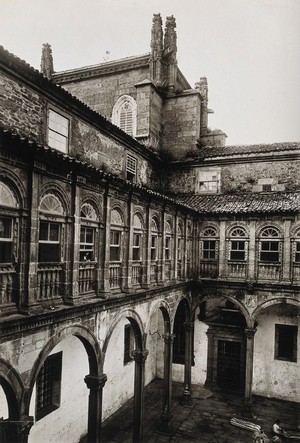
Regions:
[[0, 182, 18, 208], [126, 155, 137, 182], [36, 352, 62, 420]]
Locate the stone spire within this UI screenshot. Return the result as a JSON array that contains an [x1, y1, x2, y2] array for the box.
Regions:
[[40, 43, 54, 79], [150, 13, 163, 83], [195, 77, 209, 130], [163, 15, 177, 90]]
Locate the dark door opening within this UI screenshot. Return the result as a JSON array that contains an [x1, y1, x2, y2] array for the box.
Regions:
[[217, 340, 243, 392]]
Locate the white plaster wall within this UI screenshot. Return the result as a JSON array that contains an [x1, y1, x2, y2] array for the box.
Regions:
[[192, 321, 208, 384], [253, 310, 300, 402], [0, 385, 8, 418], [103, 318, 135, 421], [29, 335, 89, 443]]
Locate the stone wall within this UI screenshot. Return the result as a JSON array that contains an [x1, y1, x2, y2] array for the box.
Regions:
[[163, 91, 201, 159]]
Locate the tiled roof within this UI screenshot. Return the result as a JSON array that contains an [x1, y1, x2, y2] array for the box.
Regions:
[[174, 192, 300, 215], [194, 142, 300, 160]]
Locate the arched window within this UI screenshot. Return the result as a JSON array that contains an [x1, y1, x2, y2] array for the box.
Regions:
[[110, 209, 124, 262], [259, 227, 281, 263], [229, 227, 247, 261], [177, 223, 184, 279], [165, 220, 172, 261], [132, 214, 143, 262], [80, 203, 98, 262], [293, 229, 300, 263], [39, 194, 65, 263], [0, 182, 18, 264], [112, 95, 137, 137], [202, 227, 218, 260], [150, 217, 159, 261]]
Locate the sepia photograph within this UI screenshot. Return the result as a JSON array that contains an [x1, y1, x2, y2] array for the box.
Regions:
[[0, 0, 299, 442]]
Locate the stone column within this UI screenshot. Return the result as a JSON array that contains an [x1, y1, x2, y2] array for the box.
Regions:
[[248, 219, 256, 280], [243, 328, 256, 417], [219, 220, 227, 278], [84, 373, 107, 443], [158, 333, 175, 434], [102, 189, 111, 294], [282, 218, 292, 282], [204, 329, 215, 388], [132, 349, 149, 443], [0, 416, 33, 443], [181, 322, 194, 406]]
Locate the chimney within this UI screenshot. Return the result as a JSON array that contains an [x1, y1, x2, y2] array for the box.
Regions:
[[40, 43, 54, 79]]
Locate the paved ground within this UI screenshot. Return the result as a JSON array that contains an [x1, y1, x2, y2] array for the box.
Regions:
[[100, 379, 300, 443]]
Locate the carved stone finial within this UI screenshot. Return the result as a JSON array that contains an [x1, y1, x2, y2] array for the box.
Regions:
[[40, 43, 54, 79], [150, 13, 163, 82], [164, 15, 177, 60]]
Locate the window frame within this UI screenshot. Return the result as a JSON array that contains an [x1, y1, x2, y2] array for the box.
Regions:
[[110, 230, 121, 262], [126, 154, 137, 183], [36, 351, 62, 421], [0, 216, 14, 264], [38, 220, 61, 263], [275, 324, 297, 363], [47, 108, 70, 153]]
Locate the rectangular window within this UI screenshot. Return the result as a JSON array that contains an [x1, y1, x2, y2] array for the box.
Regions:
[[132, 233, 141, 261], [165, 236, 171, 260], [124, 324, 134, 365], [275, 324, 297, 362], [150, 235, 157, 261], [203, 240, 216, 260], [110, 231, 121, 261], [36, 352, 62, 420], [260, 241, 280, 262], [230, 241, 245, 261], [295, 242, 300, 263], [126, 155, 137, 182], [0, 217, 13, 263], [80, 226, 95, 261], [48, 109, 69, 153], [39, 221, 60, 262]]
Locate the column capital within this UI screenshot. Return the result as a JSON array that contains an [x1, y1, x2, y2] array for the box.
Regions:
[[184, 322, 194, 332], [245, 328, 257, 340], [0, 416, 34, 442], [163, 333, 175, 344], [84, 373, 107, 390], [132, 349, 149, 364]]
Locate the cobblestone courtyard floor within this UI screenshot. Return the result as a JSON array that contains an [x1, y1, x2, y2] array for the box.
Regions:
[[100, 379, 300, 443]]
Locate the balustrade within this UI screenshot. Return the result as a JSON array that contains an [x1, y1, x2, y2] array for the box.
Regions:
[[292, 263, 300, 281], [109, 262, 121, 288], [79, 262, 96, 294], [0, 265, 15, 305], [37, 264, 63, 300], [228, 261, 247, 279], [150, 261, 159, 283], [199, 261, 218, 278], [257, 263, 281, 281], [165, 261, 171, 280]]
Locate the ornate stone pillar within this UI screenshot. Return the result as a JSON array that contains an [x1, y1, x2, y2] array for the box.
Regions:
[[243, 328, 256, 417], [84, 373, 107, 443], [181, 322, 193, 406], [218, 220, 227, 278], [158, 333, 175, 434], [132, 349, 149, 443], [0, 416, 33, 443]]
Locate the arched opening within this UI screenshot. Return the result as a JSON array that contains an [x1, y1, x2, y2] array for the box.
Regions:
[[28, 335, 90, 443], [195, 295, 247, 393], [253, 301, 300, 402]]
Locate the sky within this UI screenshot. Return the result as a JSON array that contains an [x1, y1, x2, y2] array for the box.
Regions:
[[1, 0, 300, 145]]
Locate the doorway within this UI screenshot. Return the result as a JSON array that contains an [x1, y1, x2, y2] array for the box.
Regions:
[[217, 340, 243, 391]]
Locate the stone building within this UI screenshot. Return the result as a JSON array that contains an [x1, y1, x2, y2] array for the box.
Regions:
[[0, 13, 299, 443]]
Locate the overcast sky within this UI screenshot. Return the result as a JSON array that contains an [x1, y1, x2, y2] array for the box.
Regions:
[[1, 0, 299, 145]]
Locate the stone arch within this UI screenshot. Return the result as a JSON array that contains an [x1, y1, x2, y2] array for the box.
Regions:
[[200, 222, 219, 237], [252, 297, 300, 323], [0, 168, 26, 208], [102, 309, 145, 360], [39, 183, 70, 215], [226, 222, 249, 238], [256, 222, 284, 237], [81, 196, 102, 221], [0, 359, 24, 420], [110, 206, 125, 225], [191, 292, 252, 328], [22, 324, 102, 416], [144, 299, 172, 346]]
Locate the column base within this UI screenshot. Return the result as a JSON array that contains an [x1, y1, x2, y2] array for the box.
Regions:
[[158, 414, 173, 435], [241, 401, 257, 420], [181, 391, 193, 407]]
